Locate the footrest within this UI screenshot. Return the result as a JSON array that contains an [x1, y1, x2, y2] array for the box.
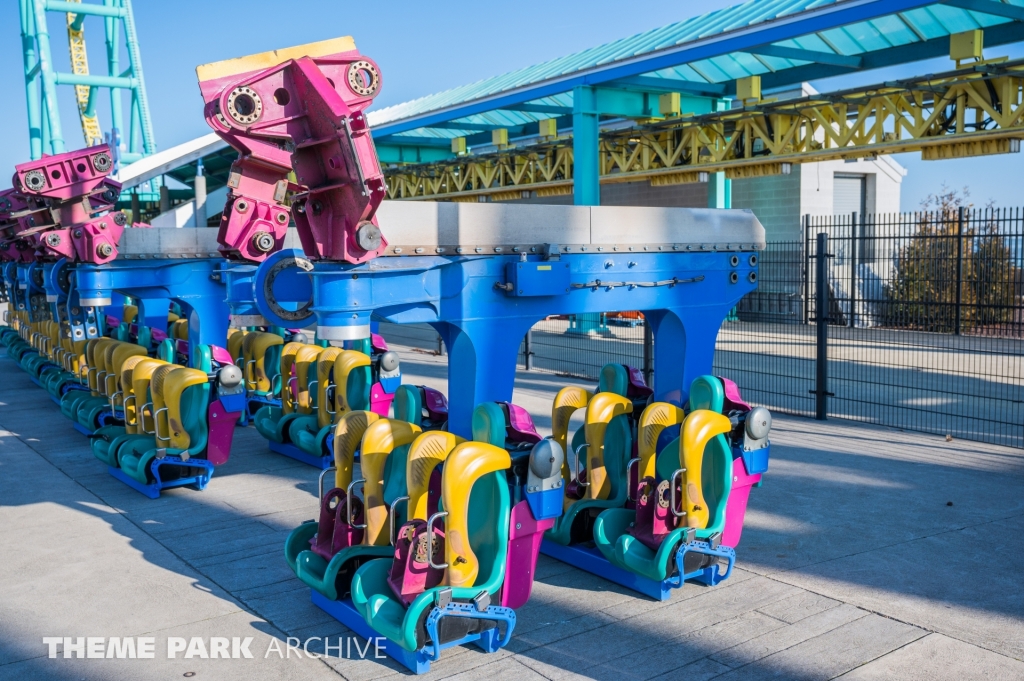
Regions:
[[540, 539, 673, 601], [668, 540, 736, 588], [106, 457, 216, 499], [269, 440, 333, 469], [311, 591, 433, 674]]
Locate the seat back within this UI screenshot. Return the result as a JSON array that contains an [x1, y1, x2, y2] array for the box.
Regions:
[[689, 375, 725, 413], [333, 349, 371, 416], [471, 402, 507, 447], [406, 431, 464, 522], [551, 386, 593, 487], [159, 367, 211, 454], [359, 418, 422, 546], [392, 385, 423, 425], [119, 356, 149, 435], [656, 410, 733, 533], [171, 318, 188, 341], [442, 442, 511, 590], [583, 393, 633, 500], [248, 332, 284, 394], [598, 364, 629, 396], [313, 347, 343, 428], [227, 329, 248, 366], [131, 359, 166, 435], [122, 304, 138, 325], [86, 338, 115, 393], [291, 345, 322, 415], [637, 402, 685, 481], [332, 410, 381, 489], [149, 364, 181, 446], [106, 343, 148, 401]]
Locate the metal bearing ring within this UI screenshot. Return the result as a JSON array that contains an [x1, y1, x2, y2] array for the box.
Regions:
[[226, 86, 264, 125], [92, 152, 112, 173], [347, 60, 380, 97], [23, 170, 46, 192]]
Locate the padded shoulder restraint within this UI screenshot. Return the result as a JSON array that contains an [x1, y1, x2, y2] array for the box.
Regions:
[[333, 410, 380, 490], [162, 367, 210, 450], [406, 431, 464, 521], [584, 393, 633, 500], [292, 345, 323, 414], [360, 419, 422, 546], [314, 347, 343, 428], [551, 386, 593, 487], [279, 342, 304, 414], [227, 329, 248, 365], [599, 363, 629, 396], [471, 402, 507, 447], [689, 375, 724, 413], [107, 343, 148, 398], [679, 410, 732, 529], [250, 332, 284, 393], [638, 402, 685, 481], [119, 355, 148, 434], [442, 442, 511, 588], [334, 350, 371, 415], [132, 359, 167, 434]]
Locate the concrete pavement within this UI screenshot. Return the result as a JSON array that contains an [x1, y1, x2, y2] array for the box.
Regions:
[[1, 343, 1022, 680]]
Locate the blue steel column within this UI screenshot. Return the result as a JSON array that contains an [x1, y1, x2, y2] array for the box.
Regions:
[[572, 86, 600, 206], [19, 0, 42, 159], [30, 0, 66, 154], [121, 0, 156, 155]]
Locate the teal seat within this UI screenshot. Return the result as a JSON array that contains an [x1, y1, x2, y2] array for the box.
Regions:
[[349, 440, 511, 653], [592, 416, 733, 582]]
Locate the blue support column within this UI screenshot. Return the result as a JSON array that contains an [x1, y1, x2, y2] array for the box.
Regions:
[[19, 0, 42, 159], [30, 0, 65, 154], [708, 172, 732, 209], [438, 317, 534, 438], [707, 98, 732, 210], [573, 86, 600, 206]]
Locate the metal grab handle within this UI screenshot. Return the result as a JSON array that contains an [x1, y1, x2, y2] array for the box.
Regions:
[[109, 390, 123, 413], [318, 466, 337, 501], [626, 457, 641, 501], [154, 407, 170, 443], [308, 380, 319, 408], [269, 373, 281, 395], [388, 496, 410, 546], [245, 359, 257, 389], [124, 395, 138, 426], [140, 401, 155, 434], [325, 383, 337, 415], [86, 366, 99, 386], [426, 510, 449, 570], [669, 468, 688, 519], [574, 443, 591, 487], [346, 478, 367, 528], [96, 371, 108, 393]]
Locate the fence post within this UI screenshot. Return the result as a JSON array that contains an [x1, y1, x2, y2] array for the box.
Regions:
[[849, 211, 859, 328], [803, 214, 811, 325], [642, 319, 653, 388], [524, 329, 534, 370], [955, 206, 965, 335], [814, 232, 830, 420]]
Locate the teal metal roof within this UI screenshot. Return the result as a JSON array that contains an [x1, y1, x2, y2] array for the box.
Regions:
[[369, 0, 1024, 141]]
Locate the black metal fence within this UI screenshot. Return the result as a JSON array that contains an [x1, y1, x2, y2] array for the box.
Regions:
[[379, 208, 1023, 448]]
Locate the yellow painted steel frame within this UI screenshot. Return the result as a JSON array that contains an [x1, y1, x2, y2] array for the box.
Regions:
[[65, 0, 103, 147], [384, 59, 1024, 200]]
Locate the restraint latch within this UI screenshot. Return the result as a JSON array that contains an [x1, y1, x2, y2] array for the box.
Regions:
[[472, 590, 490, 612], [435, 587, 452, 609]]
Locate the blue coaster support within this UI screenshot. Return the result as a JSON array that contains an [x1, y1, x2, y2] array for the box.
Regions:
[[107, 457, 215, 500], [75, 258, 229, 364]]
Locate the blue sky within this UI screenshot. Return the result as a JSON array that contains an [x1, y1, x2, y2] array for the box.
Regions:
[[2, 0, 1023, 210]]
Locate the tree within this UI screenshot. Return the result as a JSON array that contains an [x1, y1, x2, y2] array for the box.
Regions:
[[884, 185, 1021, 334]]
